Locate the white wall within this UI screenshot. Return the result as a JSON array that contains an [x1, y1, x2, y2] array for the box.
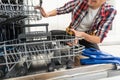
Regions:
[[30, 0, 120, 44], [31, 0, 71, 31]]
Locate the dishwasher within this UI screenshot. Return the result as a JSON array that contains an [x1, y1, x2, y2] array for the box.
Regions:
[[0, 0, 84, 78], [0, 0, 120, 80]]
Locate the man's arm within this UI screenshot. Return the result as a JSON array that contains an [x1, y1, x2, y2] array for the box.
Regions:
[[81, 32, 101, 43], [95, 8, 117, 42], [34, 0, 79, 17], [70, 29, 101, 43], [34, 6, 57, 17]]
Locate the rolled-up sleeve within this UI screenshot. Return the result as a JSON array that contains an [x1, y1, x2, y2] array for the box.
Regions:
[[56, 0, 80, 15], [97, 8, 117, 42]]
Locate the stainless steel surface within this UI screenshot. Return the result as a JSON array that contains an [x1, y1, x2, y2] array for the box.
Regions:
[[5, 64, 114, 80]]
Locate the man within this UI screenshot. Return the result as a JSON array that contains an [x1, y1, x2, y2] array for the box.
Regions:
[[35, 0, 117, 50]]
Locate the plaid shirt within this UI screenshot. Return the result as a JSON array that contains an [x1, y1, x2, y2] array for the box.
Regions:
[[57, 0, 117, 42]]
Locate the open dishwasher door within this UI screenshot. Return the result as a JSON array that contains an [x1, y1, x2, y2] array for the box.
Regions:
[[4, 64, 117, 80]]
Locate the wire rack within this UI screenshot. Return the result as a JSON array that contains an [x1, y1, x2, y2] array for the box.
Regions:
[[0, 0, 42, 42], [0, 0, 85, 78], [0, 0, 42, 22], [0, 35, 84, 78]]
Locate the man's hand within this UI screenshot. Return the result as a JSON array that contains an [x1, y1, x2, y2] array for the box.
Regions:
[[66, 28, 79, 46], [70, 29, 84, 38], [67, 38, 78, 46], [34, 6, 41, 10], [34, 6, 49, 17], [66, 27, 74, 35]]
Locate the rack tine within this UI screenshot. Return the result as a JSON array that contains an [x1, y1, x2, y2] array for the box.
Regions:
[[40, 0, 42, 7], [0, 0, 3, 4], [7, 0, 10, 4]]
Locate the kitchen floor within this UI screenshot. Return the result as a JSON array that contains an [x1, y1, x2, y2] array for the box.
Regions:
[[99, 45, 120, 57]]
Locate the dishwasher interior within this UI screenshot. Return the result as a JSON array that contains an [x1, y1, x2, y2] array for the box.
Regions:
[[0, 0, 42, 41], [0, 0, 85, 79]]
